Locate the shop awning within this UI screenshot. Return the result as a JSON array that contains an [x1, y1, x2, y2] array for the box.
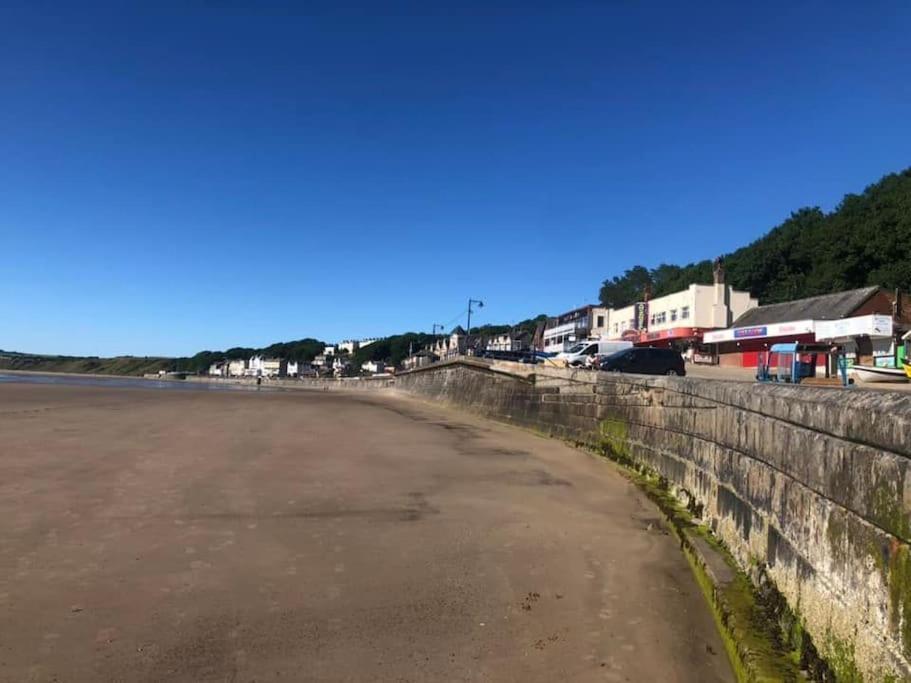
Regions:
[[814, 314, 893, 341], [703, 319, 815, 344]]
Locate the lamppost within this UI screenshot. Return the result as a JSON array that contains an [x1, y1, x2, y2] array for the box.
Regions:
[[467, 299, 484, 355], [431, 323, 444, 361]]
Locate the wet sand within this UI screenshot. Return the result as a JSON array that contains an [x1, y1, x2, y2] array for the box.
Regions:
[[0, 381, 731, 682]]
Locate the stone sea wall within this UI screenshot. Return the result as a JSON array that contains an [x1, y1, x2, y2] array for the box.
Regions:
[[395, 359, 911, 681]]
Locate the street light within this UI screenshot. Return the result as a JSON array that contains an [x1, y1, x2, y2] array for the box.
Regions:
[[467, 299, 484, 337]]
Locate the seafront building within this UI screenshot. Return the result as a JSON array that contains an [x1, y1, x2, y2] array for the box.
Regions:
[[704, 286, 910, 368], [541, 264, 756, 359]]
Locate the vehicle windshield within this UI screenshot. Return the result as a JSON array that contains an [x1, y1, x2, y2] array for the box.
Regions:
[[566, 343, 587, 354]]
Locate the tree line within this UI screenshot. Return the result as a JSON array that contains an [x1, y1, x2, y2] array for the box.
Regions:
[[599, 168, 911, 308]]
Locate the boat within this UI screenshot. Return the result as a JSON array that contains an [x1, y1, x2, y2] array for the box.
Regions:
[[851, 365, 908, 383], [904, 331, 911, 379]]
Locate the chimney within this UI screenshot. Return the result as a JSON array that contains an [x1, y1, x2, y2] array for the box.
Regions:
[[712, 256, 732, 327], [713, 256, 725, 285]]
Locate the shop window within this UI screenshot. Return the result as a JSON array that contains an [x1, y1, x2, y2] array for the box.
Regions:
[[596, 315, 604, 328], [681, 306, 690, 319], [670, 309, 678, 322]]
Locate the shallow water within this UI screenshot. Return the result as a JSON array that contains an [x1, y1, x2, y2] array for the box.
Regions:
[[0, 372, 272, 392]]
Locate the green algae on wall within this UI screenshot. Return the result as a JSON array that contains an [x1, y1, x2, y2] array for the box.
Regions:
[[890, 543, 911, 661]]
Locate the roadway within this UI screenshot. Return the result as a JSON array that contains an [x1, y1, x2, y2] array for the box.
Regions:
[[0, 381, 732, 682]]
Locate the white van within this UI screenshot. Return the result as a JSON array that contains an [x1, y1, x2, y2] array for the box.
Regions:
[[557, 340, 633, 367]]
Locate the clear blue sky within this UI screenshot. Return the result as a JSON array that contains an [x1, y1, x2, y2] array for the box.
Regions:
[[3, 2, 910, 357]]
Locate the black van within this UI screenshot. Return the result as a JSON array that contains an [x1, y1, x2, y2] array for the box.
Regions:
[[597, 347, 686, 376]]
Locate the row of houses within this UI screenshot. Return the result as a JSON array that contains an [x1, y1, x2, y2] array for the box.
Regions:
[[208, 356, 303, 378], [206, 338, 387, 379], [409, 259, 910, 371], [539, 260, 758, 357], [534, 259, 910, 368]]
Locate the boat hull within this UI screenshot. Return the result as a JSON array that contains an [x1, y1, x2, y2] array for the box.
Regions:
[[851, 365, 908, 383]]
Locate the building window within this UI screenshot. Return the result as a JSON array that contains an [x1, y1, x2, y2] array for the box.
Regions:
[[670, 309, 677, 322], [650, 314, 656, 325], [681, 306, 690, 320], [596, 315, 604, 328], [655, 312, 666, 325]]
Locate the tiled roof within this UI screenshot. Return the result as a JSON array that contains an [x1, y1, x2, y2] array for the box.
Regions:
[[731, 286, 881, 327]]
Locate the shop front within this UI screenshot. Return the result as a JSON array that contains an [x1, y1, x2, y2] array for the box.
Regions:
[[814, 314, 896, 367], [634, 326, 712, 361], [704, 320, 817, 368]]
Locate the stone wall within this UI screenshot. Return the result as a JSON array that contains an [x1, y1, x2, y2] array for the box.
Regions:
[[395, 359, 911, 681]]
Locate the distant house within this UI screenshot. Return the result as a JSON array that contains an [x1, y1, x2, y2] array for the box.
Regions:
[[323, 345, 337, 356], [331, 355, 351, 377], [362, 360, 386, 375], [208, 362, 226, 377], [227, 359, 246, 377], [338, 338, 380, 354], [286, 360, 299, 377], [485, 331, 530, 352], [262, 358, 287, 377], [338, 340, 359, 354], [246, 355, 265, 377], [402, 350, 437, 371]]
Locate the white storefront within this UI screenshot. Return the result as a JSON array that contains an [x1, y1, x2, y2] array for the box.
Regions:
[[815, 314, 896, 367]]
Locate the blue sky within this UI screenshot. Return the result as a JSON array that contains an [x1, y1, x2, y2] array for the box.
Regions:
[[2, 2, 910, 357]]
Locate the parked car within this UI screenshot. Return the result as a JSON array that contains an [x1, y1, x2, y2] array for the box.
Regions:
[[596, 347, 686, 376], [557, 340, 633, 367], [476, 349, 539, 364]]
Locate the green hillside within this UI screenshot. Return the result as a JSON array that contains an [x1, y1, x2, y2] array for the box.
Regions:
[[599, 168, 911, 307], [0, 353, 173, 376]]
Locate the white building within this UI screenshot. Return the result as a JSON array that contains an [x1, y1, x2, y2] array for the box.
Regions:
[[227, 359, 246, 377], [323, 345, 337, 356], [246, 355, 265, 377], [338, 340, 359, 354], [485, 331, 530, 352], [362, 360, 386, 375], [208, 362, 226, 377], [261, 358, 286, 377], [286, 360, 299, 377], [605, 283, 756, 352], [542, 305, 611, 354]]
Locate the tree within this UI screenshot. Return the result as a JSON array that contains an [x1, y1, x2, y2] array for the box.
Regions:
[[597, 167, 911, 306]]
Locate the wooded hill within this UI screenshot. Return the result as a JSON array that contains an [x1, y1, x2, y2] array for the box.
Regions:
[[599, 168, 911, 308]]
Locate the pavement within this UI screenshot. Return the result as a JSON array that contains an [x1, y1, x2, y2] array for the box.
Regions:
[[684, 362, 911, 391], [0, 382, 732, 682]]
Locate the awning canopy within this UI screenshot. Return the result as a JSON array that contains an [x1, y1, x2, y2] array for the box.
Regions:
[[814, 314, 893, 341], [703, 319, 815, 344]]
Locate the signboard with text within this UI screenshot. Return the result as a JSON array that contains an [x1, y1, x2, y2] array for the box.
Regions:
[[703, 319, 815, 344], [634, 302, 648, 330]]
